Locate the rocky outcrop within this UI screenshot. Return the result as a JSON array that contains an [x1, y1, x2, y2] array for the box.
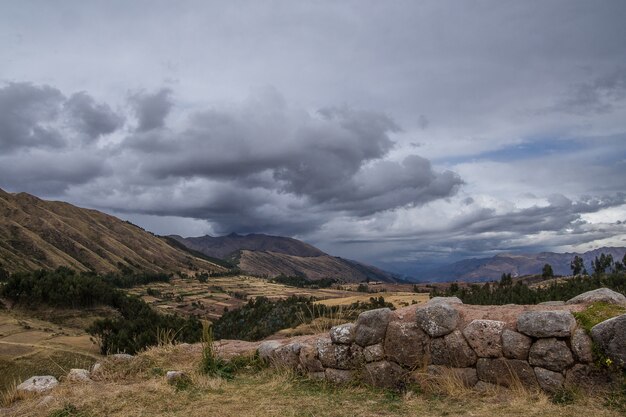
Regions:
[[566, 288, 626, 305], [17, 376, 58, 394], [256, 289, 625, 394]]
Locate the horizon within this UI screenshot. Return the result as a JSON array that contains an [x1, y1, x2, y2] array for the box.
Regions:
[[1, 1, 625, 269]]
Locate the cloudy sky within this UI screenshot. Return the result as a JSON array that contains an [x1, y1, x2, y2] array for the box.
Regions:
[[1, 1, 625, 274]]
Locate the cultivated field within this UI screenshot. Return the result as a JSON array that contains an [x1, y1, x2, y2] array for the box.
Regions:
[[317, 292, 429, 308]]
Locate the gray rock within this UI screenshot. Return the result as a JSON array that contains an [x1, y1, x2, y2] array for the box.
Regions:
[[501, 329, 532, 360], [354, 308, 392, 347], [335, 344, 364, 370], [566, 288, 626, 306], [258, 340, 282, 362], [571, 329, 594, 363], [591, 314, 626, 369], [517, 311, 575, 338], [317, 338, 336, 368], [565, 363, 615, 391], [330, 323, 355, 344], [309, 371, 326, 380], [325, 368, 354, 384], [431, 330, 477, 367], [415, 303, 459, 337], [474, 380, 500, 392], [90, 363, 102, 375], [476, 358, 538, 388], [528, 338, 574, 372], [362, 361, 406, 389], [110, 353, 134, 361], [534, 367, 564, 394], [427, 296, 463, 305], [17, 376, 58, 394], [384, 320, 430, 368], [427, 365, 478, 387], [363, 343, 385, 362], [166, 371, 191, 386], [67, 368, 91, 382], [272, 342, 302, 368], [462, 320, 505, 358], [299, 344, 324, 373], [538, 301, 566, 306]]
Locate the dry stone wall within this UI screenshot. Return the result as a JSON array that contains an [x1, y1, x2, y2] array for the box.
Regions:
[[260, 288, 626, 393]]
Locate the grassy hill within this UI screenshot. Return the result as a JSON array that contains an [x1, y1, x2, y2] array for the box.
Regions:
[[0, 189, 224, 275]]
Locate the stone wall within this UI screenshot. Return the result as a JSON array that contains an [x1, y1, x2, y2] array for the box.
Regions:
[[259, 288, 626, 393]]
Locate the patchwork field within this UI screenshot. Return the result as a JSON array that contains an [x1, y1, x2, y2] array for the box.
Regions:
[[316, 292, 430, 308], [0, 309, 102, 391]]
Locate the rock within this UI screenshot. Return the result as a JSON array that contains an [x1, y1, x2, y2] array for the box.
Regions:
[[258, 340, 283, 362], [565, 364, 615, 391], [325, 368, 354, 385], [566, 288, 626, 305], [299, 344, 324, 373], [335, 344, 364, 370], [462, 320, 505, 358], [517, 311, 575, 338], [67, 368, 91, 382], [166, 371, 191, 386], [362, 361, 406, 389], [330, 323, 355, 344], [272, 342, 302, 368], [384, 320, 430, 368], [354, 308, 392, 346], [90, 363, 102, 374], [501, 329, 532, 360], [363, 343, 385, 362], [427, 296, 463, 305], [591, 314, 626, 369], [538, 301, 566, 306], [17, 376, 58, 394], [309, 371, 326, 380], [415, 303, 459, 337], [317, 338, 337, 368], [431, 330, 477, 368], [427, 365, 478, 387], [474, 381, 500, 393], [534, 367, 564, 394], [528, 338, 574, 372], [110, 353, 134, 361], [571, 329, 593, 363], [476, 358, 537, 388]]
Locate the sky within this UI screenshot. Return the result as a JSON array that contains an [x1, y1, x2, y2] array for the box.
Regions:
[[1, 1, 625, 274]]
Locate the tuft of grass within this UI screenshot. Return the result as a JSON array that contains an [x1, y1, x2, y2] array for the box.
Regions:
[[573, 302, 626, 332], [47, 403, 91, 417], [0, 379, 22, 407]]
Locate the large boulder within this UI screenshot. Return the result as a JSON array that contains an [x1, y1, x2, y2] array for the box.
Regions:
[[476, 358, 537, 388], [415, 303, 459, 337], [330, 323, 355, 344], [363, 343, 384, 363], [354, 308, 392, 347], [565, 364, 615, 391], [501, 329, 532, 360], [591, 314, 626, 369], [272, 342, 302, 368], [67, 368, 91, 383], [517, 311, 575, 338], [325, 368, 354, 385], [317, 339, 363, 369], [317, 338, 336, 368], [431, 330, 477, 368], [362, 361, 405, 389], [571, 329, 593, 363], [258, 340, 282, 361], [528, 338, 574, 372], [462, 320, 505, 358], [384, 321, 430, 368], [427, 296, 463, 305], [534, 367, 564, 394], [17, 376, 58, 394], [299, 344, 324, 373], [566, 288, 626, 305]]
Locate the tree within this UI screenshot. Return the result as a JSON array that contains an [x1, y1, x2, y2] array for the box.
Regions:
[[570, 256, 584, 276], [542, 263, 554, 279], [499, 273, 512, 287], [593, 253, 613, 275]]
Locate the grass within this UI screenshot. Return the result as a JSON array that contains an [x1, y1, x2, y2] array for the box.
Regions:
[[3, 343, 625, 417], [573, 302, 626, 332]]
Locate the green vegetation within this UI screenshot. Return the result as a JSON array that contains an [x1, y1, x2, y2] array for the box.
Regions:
[[542, 263, 554, 279], [573, 302, 626, 332], [436, 271, 626, 305], [270, 274, 336, 288], [0, 268, 202, 354], [213, 295, 393, 341]]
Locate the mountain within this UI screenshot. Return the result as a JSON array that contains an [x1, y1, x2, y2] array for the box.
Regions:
[[170, 233, 401, 283], [419, 247, 626, 282], [0, 189, 225, 274]]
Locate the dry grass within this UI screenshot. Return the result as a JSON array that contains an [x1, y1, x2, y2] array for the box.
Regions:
[[2, 344, 624, 417], [316, 292, 429, 308]]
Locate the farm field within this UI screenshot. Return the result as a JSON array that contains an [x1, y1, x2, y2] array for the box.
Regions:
[[316, 292, 430, 308]]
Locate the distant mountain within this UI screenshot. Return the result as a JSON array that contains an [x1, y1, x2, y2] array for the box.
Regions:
[[419, 247, 626, 282], [0, 189, 225, 274], [171, 233, 401, 283]]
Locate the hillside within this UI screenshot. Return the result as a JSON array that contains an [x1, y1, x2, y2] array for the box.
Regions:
[[171, 233, 400, 283], [422, 247, 626, 282], [0, 189, 224, 274]]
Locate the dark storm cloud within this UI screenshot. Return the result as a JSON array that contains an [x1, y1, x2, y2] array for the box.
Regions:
[[0, 83, 65, 152], [65, 92, 124, 139], [130, 88, 173, 132]]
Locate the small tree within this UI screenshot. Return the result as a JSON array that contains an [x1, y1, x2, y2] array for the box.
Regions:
[[542, 263, 554, 279], [570, 256, 584, 276], [499, 273, 512, 287]]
